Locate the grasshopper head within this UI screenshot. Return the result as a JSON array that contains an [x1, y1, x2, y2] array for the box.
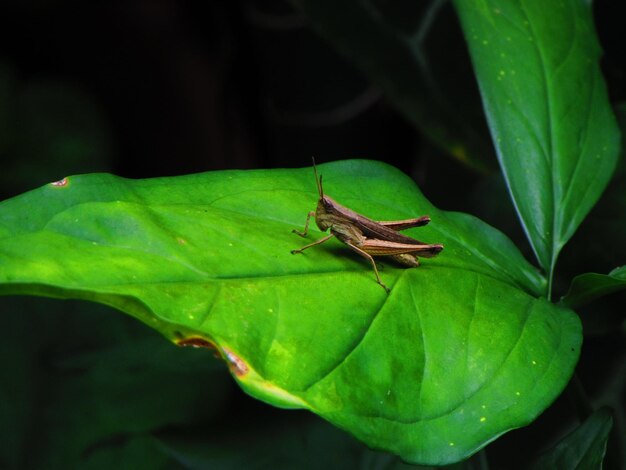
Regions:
[[315, 195, 335, 231]]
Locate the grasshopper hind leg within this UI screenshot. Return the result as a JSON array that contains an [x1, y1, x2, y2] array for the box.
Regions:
[[345, 242, 391, 293]]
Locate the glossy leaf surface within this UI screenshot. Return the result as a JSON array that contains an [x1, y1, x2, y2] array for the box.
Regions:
[[0, 160, 579, 465]]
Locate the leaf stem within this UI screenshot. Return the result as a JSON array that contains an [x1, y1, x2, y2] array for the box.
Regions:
[[547, 248, 561, 301]]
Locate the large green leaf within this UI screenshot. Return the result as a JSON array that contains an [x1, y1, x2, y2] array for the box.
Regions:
[[0, 160, 578, 465], [453, 0, 620, 289]]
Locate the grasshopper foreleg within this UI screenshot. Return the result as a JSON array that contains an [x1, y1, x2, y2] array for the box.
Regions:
[[292, 211, 316, 238]]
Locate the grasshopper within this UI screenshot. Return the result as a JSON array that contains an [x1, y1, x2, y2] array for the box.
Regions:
[[291, 162, 444, 292]]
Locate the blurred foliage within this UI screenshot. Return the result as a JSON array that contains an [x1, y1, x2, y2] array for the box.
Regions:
[[289, 0, 496, 173], [0, 297, 231, 468], [530, 408, 613, 469], [0, 60, 112, 198]]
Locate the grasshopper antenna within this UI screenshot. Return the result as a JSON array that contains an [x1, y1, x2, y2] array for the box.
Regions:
[[312, 157, 324, 198]]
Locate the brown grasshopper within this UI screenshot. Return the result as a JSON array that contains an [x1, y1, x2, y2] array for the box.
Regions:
[[291, 162, 444, 292]]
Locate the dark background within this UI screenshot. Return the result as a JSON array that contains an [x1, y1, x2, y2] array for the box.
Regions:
[[0, 0, 488, 210], [1, 0, 624, 468], [1, 0, 623, 209]]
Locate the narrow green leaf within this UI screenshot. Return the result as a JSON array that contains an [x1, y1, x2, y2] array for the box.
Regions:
[[0, 161, 578, 465], [453, 0, 620, 289], [558, 107, 626, 277], [531, 408, 613, 470], [561, 266, 626, 309]]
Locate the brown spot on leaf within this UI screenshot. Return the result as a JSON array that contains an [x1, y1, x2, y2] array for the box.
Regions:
[[177, 337, 212, 348], [176, 336, 218, 353], [176, 338, 249, 375], [222, 347, 249, 377], [50, 177, 69, 187]]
